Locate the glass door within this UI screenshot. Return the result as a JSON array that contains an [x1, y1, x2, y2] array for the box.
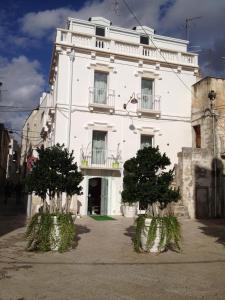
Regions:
[[92, 131, 107, 165], [94, 71, 108, 104], [141, 78, 153, 109]]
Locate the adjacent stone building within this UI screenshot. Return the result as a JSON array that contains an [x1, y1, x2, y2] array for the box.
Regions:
[[178, 77, 225, 218]]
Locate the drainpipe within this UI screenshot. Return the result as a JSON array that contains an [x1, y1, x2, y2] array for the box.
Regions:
[[208, 90, 217, 217], [67, 48, 75, 150]]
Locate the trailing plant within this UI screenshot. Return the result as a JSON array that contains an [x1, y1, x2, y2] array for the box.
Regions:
[[134, 214, 181, 253], [25, 213, 75, 253]]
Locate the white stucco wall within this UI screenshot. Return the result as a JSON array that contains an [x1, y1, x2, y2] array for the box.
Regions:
[[49, 17, 198, 215]]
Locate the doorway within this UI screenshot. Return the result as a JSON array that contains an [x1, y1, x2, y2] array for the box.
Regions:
[[88, 177, 108, 215], [196, 187, 209, 218]]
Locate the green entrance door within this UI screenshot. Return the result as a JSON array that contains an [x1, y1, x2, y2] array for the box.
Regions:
[[101, 178, 108, 215]]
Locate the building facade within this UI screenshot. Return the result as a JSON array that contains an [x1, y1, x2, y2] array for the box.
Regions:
[[20, 92, 53, 177], [178, 77, 225, 218], [31, 17, 199, 216]]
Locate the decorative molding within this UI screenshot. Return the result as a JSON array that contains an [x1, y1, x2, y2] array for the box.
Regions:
[[84, 121, 116, 132], [177, 66, 182, 73], [110, 55, 115, 63], [134, 69, 160, 79], [87, 62, 114, 72], [91, 51, 96, 60], [155, 63, 160, 70], [138, 60, 143, 67]]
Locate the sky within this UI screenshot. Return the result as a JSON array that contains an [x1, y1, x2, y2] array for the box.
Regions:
[[0, 0, 225, 137]]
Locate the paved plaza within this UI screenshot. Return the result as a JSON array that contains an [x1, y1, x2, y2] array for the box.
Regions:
[[0, 215, 225, 300]]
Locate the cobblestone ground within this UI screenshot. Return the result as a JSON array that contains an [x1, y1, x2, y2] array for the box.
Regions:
[[0, 215, 224, 300]]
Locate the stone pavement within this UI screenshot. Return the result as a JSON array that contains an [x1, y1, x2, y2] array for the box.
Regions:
[[0, 215, 224, 300]]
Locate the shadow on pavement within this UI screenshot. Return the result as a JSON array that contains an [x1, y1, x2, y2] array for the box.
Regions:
[[73, 224, 91, 248], [197, 219, 225, 246], [0, 214, 27, 237]]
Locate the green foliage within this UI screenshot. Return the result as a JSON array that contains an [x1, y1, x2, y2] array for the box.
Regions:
[[25, 143, 83, 201], [134, 215, 181, 253], [121, 146, 180, 208], [25, 213, 75, 253]]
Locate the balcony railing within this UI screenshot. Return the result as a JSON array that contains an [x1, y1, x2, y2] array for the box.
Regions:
[[80, 148, 121, 170], [137, 94, 161, 115], [56, 29, 198, 67], [89, 87, 115, 111]]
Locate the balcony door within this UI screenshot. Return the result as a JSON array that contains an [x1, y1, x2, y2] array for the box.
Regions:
[[141, 78, 153, 109], [140, 134, 153, 149], [94, 71, 108, 104], [92, 130, 107, 165]]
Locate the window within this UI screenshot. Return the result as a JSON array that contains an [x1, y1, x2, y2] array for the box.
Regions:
[[140, 35, 149, 45], [94, 71, 108, 104], [141, 78, 154, 109], [193, 125, 201, 148], [95, 26, 105, 37], [92, 131, 107, 164], [140, 134, 153, 149]]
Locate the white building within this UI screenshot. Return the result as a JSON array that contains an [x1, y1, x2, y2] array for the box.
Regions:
[[20, 92, 53, 176], [44, 16, 199, 216]]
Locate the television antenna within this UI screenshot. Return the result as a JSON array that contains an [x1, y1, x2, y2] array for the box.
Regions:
[[185, 16, 202, 41]]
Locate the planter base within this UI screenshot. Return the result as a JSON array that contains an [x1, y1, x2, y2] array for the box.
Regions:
[[123, 204, 137, 218], [140, 218, 166, 253]]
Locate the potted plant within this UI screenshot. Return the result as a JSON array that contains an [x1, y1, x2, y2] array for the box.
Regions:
[[121, 156, 138, 217], [123, 146, 181, 252], [111, 143, 121, 168], [80, 143, 90, 167], [25, 144, 83, 252]]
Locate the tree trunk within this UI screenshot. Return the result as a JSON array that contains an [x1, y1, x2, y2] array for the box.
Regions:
[[43, 199, 48, 213], [66, 194, 72, 213], [57, 192, 62, 212], [49, 194, 54, 213]]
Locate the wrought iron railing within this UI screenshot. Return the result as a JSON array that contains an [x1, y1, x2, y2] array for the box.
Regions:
[[137, 94, 161, 111], [80, 148, 121, 169], [89, 87, 115, 108]]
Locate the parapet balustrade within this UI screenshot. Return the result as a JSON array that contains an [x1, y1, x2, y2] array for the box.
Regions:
[[56, 29, 198, 67]]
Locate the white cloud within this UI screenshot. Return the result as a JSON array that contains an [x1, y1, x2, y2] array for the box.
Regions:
[[20, 1, 165, 39], [0, 56, 44, 130]]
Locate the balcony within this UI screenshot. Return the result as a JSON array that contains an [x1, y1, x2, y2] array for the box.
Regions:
[[137, 94, 161, 117], [80, 149, 121, 170], [89, 87, 115, 113], [56, 29, 198, 68]]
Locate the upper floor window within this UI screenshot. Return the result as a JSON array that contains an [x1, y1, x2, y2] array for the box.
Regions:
[[193, 125, 201, 148], [141, 78, 154, 109], [94, 71, 108, 104], [96, 26, 105, 37], [140, 35, 149, 45], [140, 134, 153, 149]]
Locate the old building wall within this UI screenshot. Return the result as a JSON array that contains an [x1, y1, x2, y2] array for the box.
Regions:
[[178, 77, 225, 218]]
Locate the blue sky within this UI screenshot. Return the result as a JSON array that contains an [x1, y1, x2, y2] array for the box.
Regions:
[[0, 0, 225, 133]]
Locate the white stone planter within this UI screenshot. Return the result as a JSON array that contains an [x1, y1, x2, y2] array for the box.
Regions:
[[123, 204, 137, 217], [50, 216, 61, 251], [140, 218, 166, 253]]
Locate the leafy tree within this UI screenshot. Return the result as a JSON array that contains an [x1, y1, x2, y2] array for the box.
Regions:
[[121, 146, 180, 211], [26, 144, 83, 212]]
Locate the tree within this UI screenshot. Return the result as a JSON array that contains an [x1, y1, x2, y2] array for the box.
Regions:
[[26, 144, 83, 213], [121, 146, 180, 211]]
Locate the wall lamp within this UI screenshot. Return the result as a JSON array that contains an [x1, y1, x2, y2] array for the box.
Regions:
[[123, 93, 138, 109], [208, 90, 216, 101]]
